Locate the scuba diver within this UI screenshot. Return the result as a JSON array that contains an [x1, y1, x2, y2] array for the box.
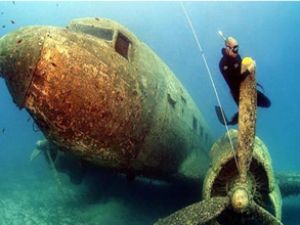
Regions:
[[215, 32, 271, 125]]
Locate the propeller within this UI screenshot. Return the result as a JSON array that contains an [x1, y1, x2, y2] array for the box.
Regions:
[[154, 197, 229, 225], [252, 202, 284, 225], [154, 58, 284, 225]]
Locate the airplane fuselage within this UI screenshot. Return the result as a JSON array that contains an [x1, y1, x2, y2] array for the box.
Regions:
[[0, 18, 213, 180]]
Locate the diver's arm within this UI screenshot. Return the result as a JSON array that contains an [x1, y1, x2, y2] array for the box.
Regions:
[[240, 70, 250, 81]]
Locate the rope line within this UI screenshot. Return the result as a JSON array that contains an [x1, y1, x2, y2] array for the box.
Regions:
[[180, 2, 240, 173]]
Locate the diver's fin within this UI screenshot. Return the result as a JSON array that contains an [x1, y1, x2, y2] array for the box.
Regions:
[[215, 106, 229, 125], [257, 90, 271, 108], [228, 112, 238, 125], [30, 147, 42, 161], [215, 106, 238, 126], [257, 82, 265, 93]]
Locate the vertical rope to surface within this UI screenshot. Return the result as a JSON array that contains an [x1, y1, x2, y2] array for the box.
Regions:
[[180, 2, 240, 173]]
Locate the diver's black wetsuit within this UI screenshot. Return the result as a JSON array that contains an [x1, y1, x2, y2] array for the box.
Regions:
[[217, 48, 271, 125], [219, 48, 271, 107]]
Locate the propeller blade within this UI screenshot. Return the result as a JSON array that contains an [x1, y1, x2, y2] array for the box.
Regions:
[[237, 57, 257, 179], [154, 196, 229, 225], [252, 202, 284, 225]]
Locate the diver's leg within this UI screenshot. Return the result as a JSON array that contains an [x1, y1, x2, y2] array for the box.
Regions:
[[231, 90, 239, 106]]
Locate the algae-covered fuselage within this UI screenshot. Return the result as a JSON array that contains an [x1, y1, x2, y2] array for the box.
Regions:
[[2, 17, 298, 225], [0, 18, 213, 181]]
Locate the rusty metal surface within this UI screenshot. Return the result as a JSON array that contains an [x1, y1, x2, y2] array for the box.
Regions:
[[0, 26, 47, 107], [237, 69, 257, 180], [25, 26, 142, 170], [0, 18, 213, 179]]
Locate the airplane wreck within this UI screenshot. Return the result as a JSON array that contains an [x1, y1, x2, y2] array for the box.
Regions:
[[0, 17, 299, 225]]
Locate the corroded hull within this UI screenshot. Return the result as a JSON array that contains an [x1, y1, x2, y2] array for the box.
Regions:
[[0, 18, 212, 179]]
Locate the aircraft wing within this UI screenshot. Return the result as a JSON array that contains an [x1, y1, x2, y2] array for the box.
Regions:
[[277, 172, 300, 197]]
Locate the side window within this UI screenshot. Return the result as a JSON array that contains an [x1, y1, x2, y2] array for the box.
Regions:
[[167, 93, 176, 109], [70, 24, 114, 41], [115, 32, 131, 59], [181, 96, 187, 104], [199, 125, 203, 137], [193, 116, 198, 131]]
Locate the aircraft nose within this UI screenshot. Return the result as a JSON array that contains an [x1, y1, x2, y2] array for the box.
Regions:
[[0, 26, 48, 108]]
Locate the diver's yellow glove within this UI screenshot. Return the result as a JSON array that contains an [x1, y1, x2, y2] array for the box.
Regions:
[[241, 57, 256, 74]]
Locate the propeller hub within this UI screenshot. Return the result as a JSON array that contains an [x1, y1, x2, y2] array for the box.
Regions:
[[231, 188, 249, 213]]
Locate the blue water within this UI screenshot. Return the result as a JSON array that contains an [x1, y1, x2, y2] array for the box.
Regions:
[[0, 1, 299, 225]]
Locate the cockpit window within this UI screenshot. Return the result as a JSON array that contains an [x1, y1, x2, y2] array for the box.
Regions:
[[115, 32, 131, 59], [74, 24, 114, 41]]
